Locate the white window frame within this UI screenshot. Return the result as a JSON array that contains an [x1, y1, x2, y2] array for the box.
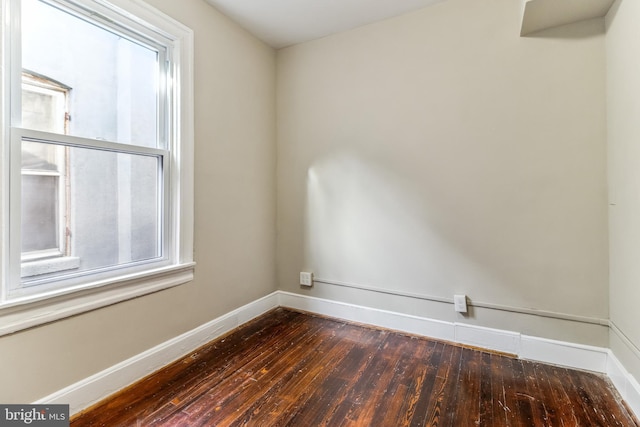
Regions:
[[0, 0, 194, 335]]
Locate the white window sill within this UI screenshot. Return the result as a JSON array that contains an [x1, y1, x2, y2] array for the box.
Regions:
[[21, 256, 81, 278], [0, 262, 195, 336]]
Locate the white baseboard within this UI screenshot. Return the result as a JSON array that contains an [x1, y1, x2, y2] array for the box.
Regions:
[[35, 290, 639, 421], [607, 351, 640, 418], [278, 291, 607, 370], [519, 334, 608, 372], [34, 292, 280, 414], [277, 291, 455, 342], [454, 322, 520, 355]]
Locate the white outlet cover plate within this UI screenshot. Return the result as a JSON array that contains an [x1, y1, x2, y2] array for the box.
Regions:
[[454, 294, 467, 313], [300, 272, 313, 287]]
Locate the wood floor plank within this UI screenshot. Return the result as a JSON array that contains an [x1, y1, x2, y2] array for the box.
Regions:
[[419, 343, 459, 426], [225, 321, 349, 426], [141, 311, 324, 425], [221, 320, 356, 425], [501, 357, 530, 427], [260, 323, 388, 427], [162, 313, 331, 425], [74, 308, 304, 427], [511, 358, 535, 426], [439, 346, 467, 427], [490, 353, 510, 427], [535, 361, 583, 425], [478, 351, 495, 426], [520, 359, 549, 427], [388, 339, 439, 427], [575, 368, 639, 426], [324, 333, 412, 426], [369, 336, 436, 427], [550, 363, 604, 426], [405, 341, 446, 427], [352, 338, 438, 426], [446, 347, 482, 426], [283, 327, 387, 426], [71, 308, 640, 427]]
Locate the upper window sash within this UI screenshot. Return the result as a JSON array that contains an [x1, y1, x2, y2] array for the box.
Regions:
[[13, 0, 173, 149]]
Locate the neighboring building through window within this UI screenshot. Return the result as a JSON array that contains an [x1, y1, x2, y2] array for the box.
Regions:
[[20, 71, 75, 276]]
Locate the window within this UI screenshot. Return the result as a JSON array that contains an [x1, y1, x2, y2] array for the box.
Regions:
[[0, 0, 194, 334]]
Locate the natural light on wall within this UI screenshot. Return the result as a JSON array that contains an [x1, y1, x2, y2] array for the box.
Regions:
[[304, 149, 497, 296]]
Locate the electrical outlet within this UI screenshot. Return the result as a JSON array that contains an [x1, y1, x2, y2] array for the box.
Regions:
[[454, 294, 468, 313], [300, 272, 313, 287]]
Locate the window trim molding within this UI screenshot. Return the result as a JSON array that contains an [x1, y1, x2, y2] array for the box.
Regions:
[[0, 262, 195, 335], [0, 0, 195, 335]]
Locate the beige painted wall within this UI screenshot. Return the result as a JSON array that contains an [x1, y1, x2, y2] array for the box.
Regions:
[[277, 0, 609, 344], [1, 0, 618, 405], [0, 0, 277, 403], [606, 0, 640, 380]]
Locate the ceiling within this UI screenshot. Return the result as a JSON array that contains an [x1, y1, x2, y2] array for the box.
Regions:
[[204, 0, 445, 49]]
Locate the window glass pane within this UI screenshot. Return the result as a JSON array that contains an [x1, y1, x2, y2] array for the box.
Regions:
[[22, 83, 66, 134], [22, 174, 59, 253], [21, 0, 160, 148], [21, 140, 162, 282], [21, 140, 65, 256], [22, 141, 61, 171]]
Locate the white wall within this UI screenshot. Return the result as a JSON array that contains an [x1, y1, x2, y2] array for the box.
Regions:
[[277, 0, 609, 345], [606, 0, 640, 381], [0, 0, 277, 403]]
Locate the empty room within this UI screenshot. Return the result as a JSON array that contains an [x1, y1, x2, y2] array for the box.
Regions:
[[1, 0, 640, 425]]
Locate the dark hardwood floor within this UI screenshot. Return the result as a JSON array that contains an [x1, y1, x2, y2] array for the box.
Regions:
[[71, 308, 639, 426]]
